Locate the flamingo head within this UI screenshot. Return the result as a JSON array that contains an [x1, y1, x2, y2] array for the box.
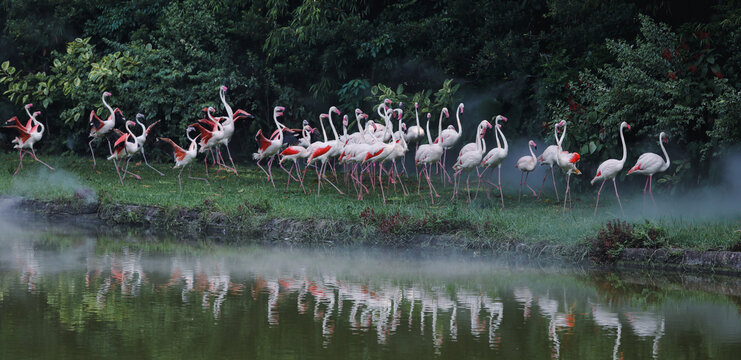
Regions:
[[622, 122, 631, 130], [414, 102, 418, 109], [103, 91, 112, 97], [320, 113, 329, 119], [331, 106, 341, 115], [482, 120, 492, 129], [363, 114, 369, 119], [126, 120, 135, 127], [342, 115, 349, 127], [302, 119, 309, 126], [529, 140, 537, 149], [401, 123, 407, 131], [208, 106, 216, 113], [136, 113, 145, 120], [355, 108, 363, 115], [25, 103, 33, 109], [33, 111, 41, 117], [370, 122, 377, 131], [221, 85, 228, 92], [427, 113, 432, 119], [495, 115, 508, 123], [557, 120, 566, 128], [384, 98, 392, 105], [274, 106, 284, 117], [443, 108, 450, 118], [459, 103, 464, 113], [661, 132, 668, 143], [497, 124, 502, 129]]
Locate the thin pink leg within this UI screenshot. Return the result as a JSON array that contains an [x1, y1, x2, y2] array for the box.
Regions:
[[613, 178, 624, 216], [187, 166, 208, 184], [178, 167, 184, 193], [256, 158, 270, 180], [88, 139, 97, 170], [525, 173, 537, 197], [14, 149, 24, 175], [267, 157, 276, 188], [30, 148, 54, 170], [649, 175, 656, 207], [285, 163, 293, 192], [519, 172, 524, 203], [498, 166, 504, 208], [225, 144, 238, 175], [594, 179, 606, 216]]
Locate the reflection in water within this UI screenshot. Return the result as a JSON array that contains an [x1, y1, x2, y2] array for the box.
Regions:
[[1, 230, 740, 359]]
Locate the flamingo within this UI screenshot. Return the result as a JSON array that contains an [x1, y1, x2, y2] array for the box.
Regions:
[[554, 120, 582, 209], [3, 109, 54, 175], [591, 121, 631, 216], [339, 113, 375, 199], [440, 102, 464, 160], [627, 132, 670, 206], [280, 122, 314, 193], [189, 111, 226, 178], [515, 140, 538, 202], [537, 123, 563, 201], [158, 127, 208, 192], [132, 113, 164, 176], [253, 106, 286, 187], [107, 120, 139, 185], [415, 108, 447, 203], [363, 107, 398, 203], [405, 102, 425, 148], [217, 85, 254, 174], [6, 103, 36, 133], [479, 115, 509, 208], [88, 92, 124, 170], [452, 120, 488, 202], [306, 111, 344, 195]]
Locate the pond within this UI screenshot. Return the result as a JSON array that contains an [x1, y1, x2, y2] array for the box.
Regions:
[[1, 216, 740, 359]]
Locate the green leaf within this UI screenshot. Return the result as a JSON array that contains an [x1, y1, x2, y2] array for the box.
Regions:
[[589, 141, 597, 154], [1, 61, 8, 71]]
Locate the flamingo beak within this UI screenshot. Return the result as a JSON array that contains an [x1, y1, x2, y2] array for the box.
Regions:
[[364, 114, 369, 119], [221, 85, 228, 91], [626, 124, 632, 130]]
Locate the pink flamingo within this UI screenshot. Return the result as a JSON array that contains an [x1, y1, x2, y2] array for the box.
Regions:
[[217, 85, 254, 174], [627, 131, 670, 206], [554, 120, 582, 209], [133, 113, 164, 176], [253, 106, 285, 187], [479, 115, 509, 208], [515, 140, 538, 202], [537, 123, 562, 201], [452, 120, 488, 202], [189, 112, 225, 178], [3, 109, 54, 175], [439, 103, 464, 181], [280, 121, 314, 193], [591, 121, 631, 216], [415, 108, 447, 203], [158, 128, 208, 192], [306, 111, 344, 196], [88, 92, 123, 170], [107, 120, 139, 185]]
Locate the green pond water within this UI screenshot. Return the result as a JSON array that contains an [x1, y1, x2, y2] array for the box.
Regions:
[[0, 217, 740, 359]]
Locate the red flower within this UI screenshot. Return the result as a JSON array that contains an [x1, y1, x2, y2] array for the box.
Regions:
[[689, 65, 697, 73], [713, 71, 724, 79], [666, 72, 676, 80]]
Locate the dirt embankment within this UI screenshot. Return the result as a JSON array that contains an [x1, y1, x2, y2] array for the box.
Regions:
[[6, 196, 741, 274]]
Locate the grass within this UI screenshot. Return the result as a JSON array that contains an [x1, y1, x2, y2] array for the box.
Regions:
[[1, 152, 739, 250]]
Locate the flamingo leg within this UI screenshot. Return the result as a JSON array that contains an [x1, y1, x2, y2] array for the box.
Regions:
[[14, 149, 25, 175], [466, 173, 472, 203], [378, 164, 386, 204], [279, 160, 298, 181], [203, 154, 210, 178], [267, 157, 276, 188], [642, 176, 650, 206], [224, 144, 238, 175], [551, 167, 559, 202], [30, 148, 54, 170], [123, 158, 141, 180], [88, 139, 97, 170], [417, 165, 423, 195], [178, 167, 184, 193], [451, 172, 459, 201], [498, 166, 504, 208], [649, 175, 656, 207], [187, 166, 209, 184], [525, 173, 537, 197], [112, 157, 124, 186], [285, 162, 293, 192], [613, 178, 624, 216], [594, 179, 606, 216], [141, 147, 164, 176], [563, 174, 571, 210], [256, 157, 270, 181], [519, 172, 524, 203]]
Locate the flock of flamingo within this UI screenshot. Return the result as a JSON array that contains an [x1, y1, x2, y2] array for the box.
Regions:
[[2, 86, 671, 214]]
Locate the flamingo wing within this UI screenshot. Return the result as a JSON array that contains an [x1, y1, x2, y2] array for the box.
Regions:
[[190, 123, 213, 145], [281, 146, 301, 156], [159, 137, 187, 161], [255, 129, 272, 152], [4, 123, 31, 143], [145, 120, 161, 135]]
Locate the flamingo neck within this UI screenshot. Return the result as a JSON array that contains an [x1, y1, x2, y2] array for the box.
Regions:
[[102, 94, 114, 119], [619, 123, 627, 164], [328, 110, 340, 141], [529, 143, 536, 160], [437, 110, 444, 145], [415, 108, 421, 128], [425, 118, 433, 144], [475, 124, 482, 152], [481, 137, 486, 154], [456, 105, 462, 133], [319, 116, 328, 143], [220, 88, 234, 123], [498, 124, 508, 151], [494, 118, 502, 149], [558, 123, 567, 149], [25, 107, 33, 119], [659, 133, 670, 170], [273, 113, 283, 142]]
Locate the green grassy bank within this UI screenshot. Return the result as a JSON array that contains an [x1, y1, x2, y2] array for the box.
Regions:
[[1, 153, 739, 252]]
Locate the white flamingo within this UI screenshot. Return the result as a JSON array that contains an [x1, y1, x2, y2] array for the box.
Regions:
[[4, 109, 54, 175], [452, 120, 488, 202], [554, 120, 581, 209], [438, 103, 463, 183], [158, 127, 208, 192], [253, 106, 286, 187], [591, 121, 631, 216], [537, 123, 563, 201], [133, 113, 164, 176], [280, 122, 314, 193], [405, 102, 425, 147], [88, 91, 122, 170], [415, 108, 447, 203], [479, 115, 509, 207], [627, 132, 670, 206], [107, 120, 139, 185], [515, 140, 538, 202]]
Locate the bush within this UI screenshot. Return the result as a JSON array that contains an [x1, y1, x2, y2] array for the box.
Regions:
[[588, 219, 668, 264]]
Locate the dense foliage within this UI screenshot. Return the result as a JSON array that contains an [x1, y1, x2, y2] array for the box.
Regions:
[[1, 0, 739, 187]]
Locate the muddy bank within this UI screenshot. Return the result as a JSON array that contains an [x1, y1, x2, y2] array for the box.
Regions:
[[6, 196, 741, 273]]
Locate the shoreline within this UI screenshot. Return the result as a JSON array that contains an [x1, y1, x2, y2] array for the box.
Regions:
[[6, 196, 741, 275]]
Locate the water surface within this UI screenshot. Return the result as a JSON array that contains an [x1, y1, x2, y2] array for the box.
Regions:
[[1, 218, 740, 359]]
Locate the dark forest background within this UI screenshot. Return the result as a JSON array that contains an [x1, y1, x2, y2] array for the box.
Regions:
[[1, 0, 740, 188]]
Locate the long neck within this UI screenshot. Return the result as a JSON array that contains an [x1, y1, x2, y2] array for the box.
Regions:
[[456, 105, 462, 132], [426, 118, 433, 144], [137, 119, 146, 139], [220, 89, 234, 122], [328, 111, 340, 140], [498, 124, 508, 151], [475, 125, 482, 152], [494, 119, 502, 148], [659, 134, 670, 170], [619, 124, 627, 164], [319, 116, 328, 143], [437, 110, 444, 142], [415, 108, 421, 127], [480, 137, 486, 154], [273, 113, 283, 142], [102, 94, 114, 118], [554, 122, 561, 149], [343, 121, 348, 138], [25, 107, 33, 119], [529, 143, 536, 160]]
